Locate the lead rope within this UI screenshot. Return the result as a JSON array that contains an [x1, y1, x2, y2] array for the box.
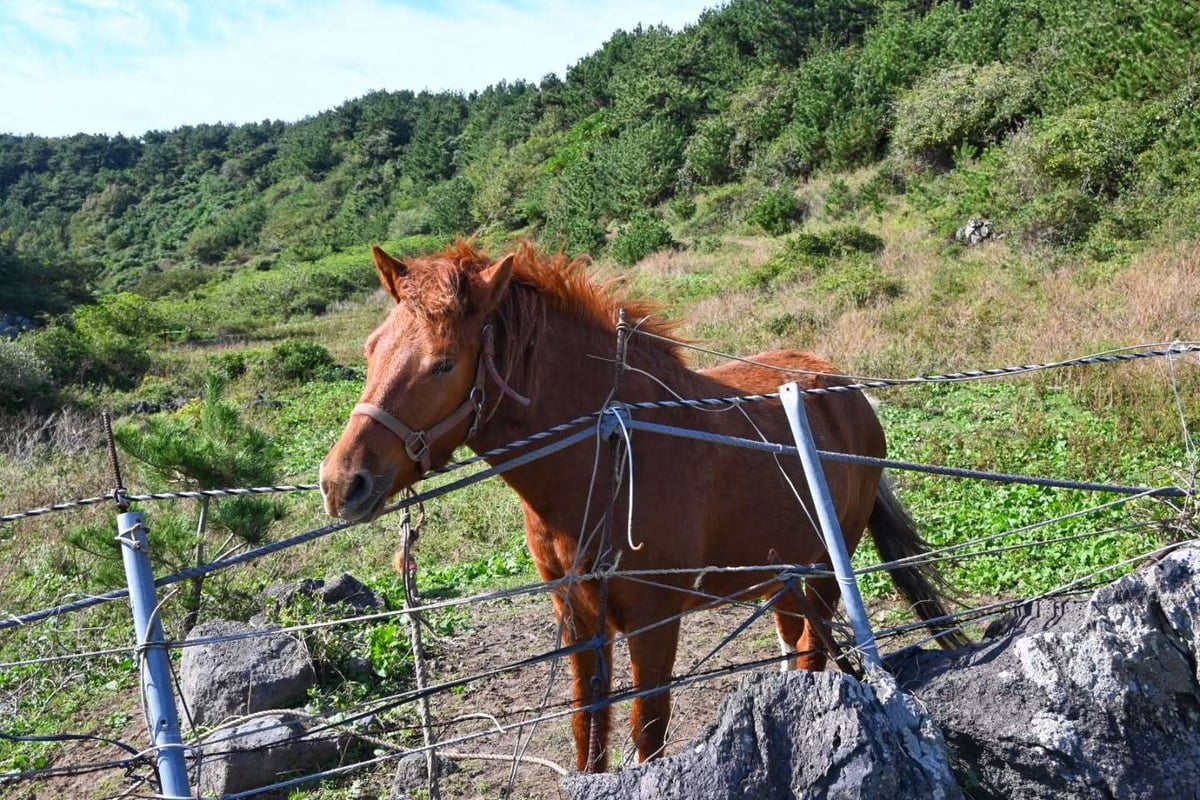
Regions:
[[584, 309, 631, 772], [482, 324, 531, 408], [395, 489, 441, 800]]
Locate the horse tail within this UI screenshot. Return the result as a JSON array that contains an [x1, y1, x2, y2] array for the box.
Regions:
[[868, 478, 970, 649]]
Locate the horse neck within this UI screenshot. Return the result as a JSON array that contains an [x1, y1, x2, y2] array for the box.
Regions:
[[467, 302, 693, 505]]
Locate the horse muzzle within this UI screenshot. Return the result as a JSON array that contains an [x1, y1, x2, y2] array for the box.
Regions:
[[319, 459, 400, 523]]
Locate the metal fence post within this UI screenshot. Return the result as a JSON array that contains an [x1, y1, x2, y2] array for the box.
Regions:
[[778, 382, 882, 670], [117, 511, 193, 799]]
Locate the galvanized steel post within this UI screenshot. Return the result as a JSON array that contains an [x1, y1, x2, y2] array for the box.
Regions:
[[117, 511, 192, 799], [778, 383, 882, 669]]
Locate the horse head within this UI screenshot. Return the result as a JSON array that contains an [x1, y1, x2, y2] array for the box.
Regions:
[[320, 244, 514, 522]]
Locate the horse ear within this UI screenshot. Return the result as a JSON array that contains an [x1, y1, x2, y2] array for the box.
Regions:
[[373, 245, 409, 303], [472, 252, 515, 315]]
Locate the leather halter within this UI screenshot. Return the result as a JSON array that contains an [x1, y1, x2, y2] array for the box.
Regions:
[[352, 325, 530, 475]]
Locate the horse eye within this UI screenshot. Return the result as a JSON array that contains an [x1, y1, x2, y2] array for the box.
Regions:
[[431, 358, 456, 376]]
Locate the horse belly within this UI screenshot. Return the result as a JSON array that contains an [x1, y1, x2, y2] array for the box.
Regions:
[[696, 449, 877, 587]]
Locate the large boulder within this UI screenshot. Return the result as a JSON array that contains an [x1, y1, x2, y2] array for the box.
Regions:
[[180, 619, 316, 727], [888, 543, 1200, 799], [193, 711, 350, 798], [563, 669, 963, 800]]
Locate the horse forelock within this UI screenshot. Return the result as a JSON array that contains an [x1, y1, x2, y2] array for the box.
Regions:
[[407, 261, 469, 323]]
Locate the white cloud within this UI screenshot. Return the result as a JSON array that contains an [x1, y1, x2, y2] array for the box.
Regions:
[[0, 0, 720, 137]]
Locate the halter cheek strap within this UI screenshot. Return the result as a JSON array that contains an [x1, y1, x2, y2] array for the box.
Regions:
[[352, 325, 530, 475]]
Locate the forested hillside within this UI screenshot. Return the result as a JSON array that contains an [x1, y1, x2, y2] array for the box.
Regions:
[[3, 0, 1197, 280], [1, 0, 1198, 411]]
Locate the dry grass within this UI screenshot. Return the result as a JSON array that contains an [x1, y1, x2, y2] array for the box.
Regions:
[[1036, 244, 1200, 350], [626, 204, 1200, 425]]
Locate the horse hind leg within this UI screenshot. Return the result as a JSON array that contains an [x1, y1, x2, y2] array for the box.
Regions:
[[626, 617, 681, 763], [774, 594, 806, 672]]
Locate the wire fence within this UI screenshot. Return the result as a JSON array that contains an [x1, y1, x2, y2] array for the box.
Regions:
[[0, 341, 1197, 798]]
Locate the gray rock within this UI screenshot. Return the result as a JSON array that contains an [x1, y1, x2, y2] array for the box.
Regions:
[[888, 544, 1200, 800], [563, 669, 964, 800], [954, 218, 996, 245], [0, 314, 35, 340], [193, 711, 349, 798], [261, 573, 383, 615], [180, 620, 316, 727], [262, 578, 323, 611], [321, 572, 385, 611], [390, 752, 460, 794]]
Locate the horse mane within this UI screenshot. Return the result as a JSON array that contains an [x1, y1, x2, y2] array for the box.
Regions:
[[411, 237, 684, 356]]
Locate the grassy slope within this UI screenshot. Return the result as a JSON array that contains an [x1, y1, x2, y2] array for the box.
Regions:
[[1, 177, 1198, 794]]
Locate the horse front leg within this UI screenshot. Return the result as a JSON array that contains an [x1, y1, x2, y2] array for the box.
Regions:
[[626, 617, 680, 763], [553, 593, 613, 773], [795, 576, 842, 672]]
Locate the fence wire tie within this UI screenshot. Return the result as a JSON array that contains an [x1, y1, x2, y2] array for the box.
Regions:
[[692, 565, 716, 591]]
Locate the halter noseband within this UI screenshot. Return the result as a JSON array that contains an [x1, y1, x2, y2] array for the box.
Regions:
[[351, 325, 530, 475]]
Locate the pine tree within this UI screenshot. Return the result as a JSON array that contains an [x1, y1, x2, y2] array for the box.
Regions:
[[67, 374, 284, 633]]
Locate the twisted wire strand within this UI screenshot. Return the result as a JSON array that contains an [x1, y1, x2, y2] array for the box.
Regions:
[[633, 333, 1200, 387], [5, 342, 1194, 525], [0, 424, 596, 633]]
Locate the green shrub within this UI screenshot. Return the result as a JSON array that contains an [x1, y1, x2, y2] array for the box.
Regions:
[[158, 248, 381, 334], [817, 259, 903, 308], [681, 117, 735, 185], [760, 49, 857, 177], [0, 338, 52, 411], [678, 181, 763, 238], [75, 292, 169, 339], [91, 375, 286, 631], [789, 225, 885, 257], [27, 309, 152, 391], [740, 254, 814, 291], [188, 202, 268, 264], [892, 62, 1040, 168], [598, 119, 687, 217], [668, 193, 696, 222], [610, 213, 675, 266], [265, 341, 338, 383], [25, 325, 88, 386], [1012, 100, 1156, 199], [823, 179, 855, 220], [1013, 187, 1102, 246], [824, 172, 898, 219], [542, 154, 608, 255], [427, 175, 476, 236], [765, 310, 818, 338], [132, 267, 218, 299], [746, 188, 805, 236], [209, 351, 248, 380], [740, 225, 885, 291], [999, 99, 1160, 243]]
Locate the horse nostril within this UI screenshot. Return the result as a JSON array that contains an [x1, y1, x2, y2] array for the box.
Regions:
[[345, 470, 374, 509]]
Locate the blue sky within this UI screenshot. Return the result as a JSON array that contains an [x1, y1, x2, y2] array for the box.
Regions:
[[0, 0, 719, 138]]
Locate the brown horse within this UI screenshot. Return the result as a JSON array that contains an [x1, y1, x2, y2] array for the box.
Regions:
[[320, 239, 965, 773]]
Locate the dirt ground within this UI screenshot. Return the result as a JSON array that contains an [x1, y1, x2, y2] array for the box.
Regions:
[[20, 587, 915, 800], [383, 590, 870, 800]]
